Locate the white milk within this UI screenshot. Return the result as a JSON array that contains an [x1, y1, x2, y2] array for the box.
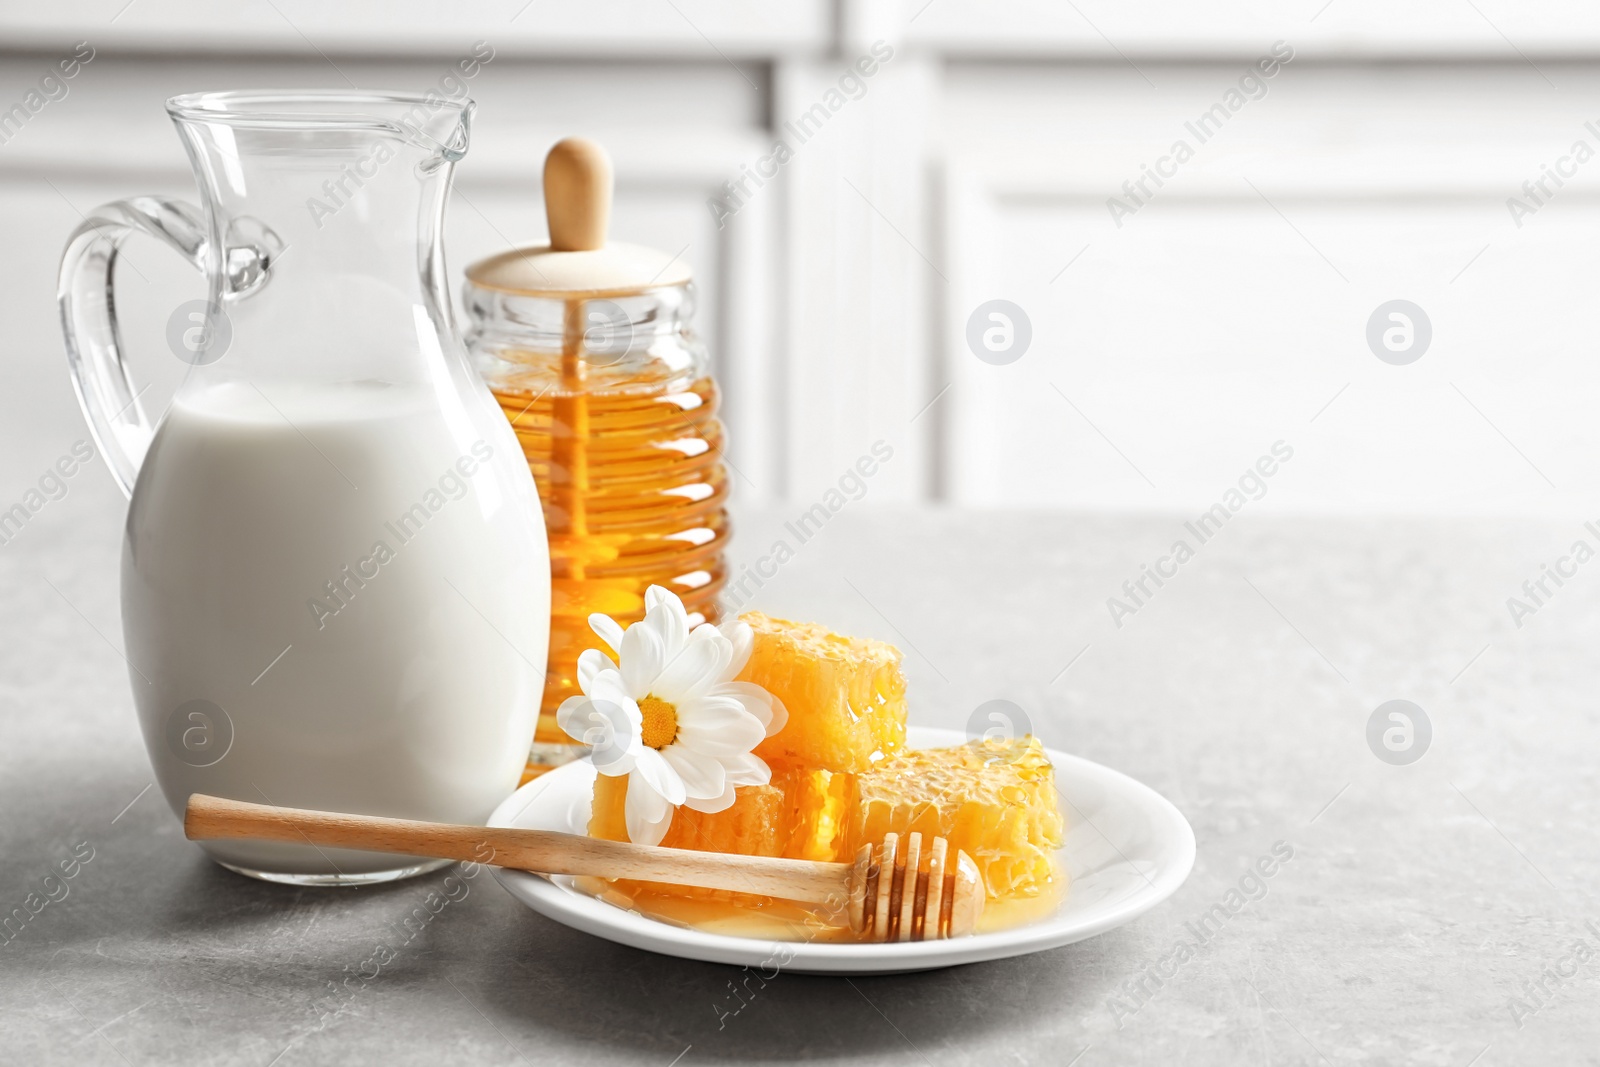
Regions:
[[122, 380, 548, 879]]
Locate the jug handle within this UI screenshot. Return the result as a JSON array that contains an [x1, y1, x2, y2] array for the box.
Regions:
[[57, 196, 211, 498]]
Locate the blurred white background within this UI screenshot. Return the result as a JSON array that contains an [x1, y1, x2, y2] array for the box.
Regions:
[[4, 0, 1600, 517]]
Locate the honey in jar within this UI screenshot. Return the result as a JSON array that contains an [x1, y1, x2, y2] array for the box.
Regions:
[[462, 139, 730, 777]]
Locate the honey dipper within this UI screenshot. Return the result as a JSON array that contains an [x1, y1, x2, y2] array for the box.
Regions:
[[184, 794, 984, 941]]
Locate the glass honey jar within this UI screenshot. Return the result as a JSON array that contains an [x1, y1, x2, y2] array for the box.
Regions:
[[461, 138, 730, 778]]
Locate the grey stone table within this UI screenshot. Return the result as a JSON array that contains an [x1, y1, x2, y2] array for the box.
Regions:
[[3, 488, 1598, 1065]]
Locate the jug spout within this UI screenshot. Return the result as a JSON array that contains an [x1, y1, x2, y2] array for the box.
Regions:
[[160, 90, 476, 388], [400, 96, 472, 169], [167, 89, 472, 169]]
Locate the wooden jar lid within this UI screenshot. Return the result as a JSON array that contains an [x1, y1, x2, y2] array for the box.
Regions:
[[464, 137, 692, 298]]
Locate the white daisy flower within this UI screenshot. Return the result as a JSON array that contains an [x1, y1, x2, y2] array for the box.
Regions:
[[556, 586, 788, 846]]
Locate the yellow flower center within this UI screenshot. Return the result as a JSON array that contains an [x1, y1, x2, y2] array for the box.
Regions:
[[638, 695, 679, 750]]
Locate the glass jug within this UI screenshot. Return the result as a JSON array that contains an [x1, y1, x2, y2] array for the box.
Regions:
[[57, 91, 550, 884]]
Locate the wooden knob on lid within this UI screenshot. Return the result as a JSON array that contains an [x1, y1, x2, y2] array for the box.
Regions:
[[544, 137, 612, 253], [463, 135, 692, 296]]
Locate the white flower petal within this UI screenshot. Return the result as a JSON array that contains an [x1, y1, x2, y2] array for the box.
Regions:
[[619, 620, 666, 699], [674, 697, 767, 757], [661, 744, 727, 802], [707, 681, 788, 738], [643, 585, 691, 660], [766, 694, 788, 737], [555, 695, 640, 775], [691, 622, 734, 684], [577, 648, 616, 692], [651, 626, 729, 704], [554, 694, 591, 743], [719, 617, 753, 679], [723, 752, 773, 787], [592, 746, 639, 777], [624, 773, 674, 846], [679, 691, 767, 732], [683, 780, 737, 814], [588, 613, 626, 656], [632, 747, 686, 806], [588, 671, 641, 720]]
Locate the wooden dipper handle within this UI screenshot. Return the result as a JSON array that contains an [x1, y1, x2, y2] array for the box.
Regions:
[[185, 793, 848, 902], [544, 136, 612, 252], [184, 794, 984, 938]]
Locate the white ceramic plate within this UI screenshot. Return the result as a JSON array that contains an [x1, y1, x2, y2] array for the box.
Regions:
[[488, 727, 1195, 974]]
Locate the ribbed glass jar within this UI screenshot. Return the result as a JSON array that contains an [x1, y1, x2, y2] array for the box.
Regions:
[[462, 281, 730, 776]]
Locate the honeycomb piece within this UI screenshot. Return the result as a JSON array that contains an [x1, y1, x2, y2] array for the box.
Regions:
[[739, 612, 907, 774], [846, 738, 1065, 899], [771, 763, 854, 862], [587, 772, 790, 856]]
